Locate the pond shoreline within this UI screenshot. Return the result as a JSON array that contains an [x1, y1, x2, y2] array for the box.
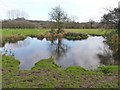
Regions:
[[2, 32, 89, 46], [1, 36, 116, 70]]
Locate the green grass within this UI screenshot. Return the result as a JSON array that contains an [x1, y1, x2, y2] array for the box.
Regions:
[[65, 29, 112, 36], [2, 29, 49, 37], [1, 29, 113, 37], [2, 55, 119, 88]]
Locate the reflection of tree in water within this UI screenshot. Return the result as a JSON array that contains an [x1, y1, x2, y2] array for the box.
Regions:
[[97, 42, 118, 65], [48, 39, 70, 60]]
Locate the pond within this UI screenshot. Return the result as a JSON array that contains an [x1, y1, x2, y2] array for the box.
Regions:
[[0, 36, 115, 70]]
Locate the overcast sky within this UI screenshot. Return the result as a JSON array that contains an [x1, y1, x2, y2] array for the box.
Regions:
[[0, 0, 119, 22]]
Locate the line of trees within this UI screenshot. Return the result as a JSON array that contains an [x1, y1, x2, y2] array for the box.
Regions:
[[3, 5, 119, 29], [6, 9, 29, 20], [2, 20, 38, 29], [2, 20, 102, 29]]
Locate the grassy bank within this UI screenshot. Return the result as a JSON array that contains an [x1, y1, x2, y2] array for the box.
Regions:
[[2, 55, 119, 88]]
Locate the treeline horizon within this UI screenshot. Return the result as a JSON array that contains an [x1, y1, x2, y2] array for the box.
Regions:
[[2, 5, 119, 30], [1, 18, 115, 29]]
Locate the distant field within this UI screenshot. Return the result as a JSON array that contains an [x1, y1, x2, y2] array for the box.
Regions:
[[65, 29, 112, 36], [1, 29, 49, 37], [1, 29, 113, 37]]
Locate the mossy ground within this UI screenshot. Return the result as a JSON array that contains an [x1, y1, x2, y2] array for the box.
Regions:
[[2, 55, 119, 88]]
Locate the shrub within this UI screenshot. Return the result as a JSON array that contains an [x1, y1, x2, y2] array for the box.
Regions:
[[37, 33, 44, 40], [98, 66, 112, 74], [64, 32, 88, 40], [2, 34, 26, 45]]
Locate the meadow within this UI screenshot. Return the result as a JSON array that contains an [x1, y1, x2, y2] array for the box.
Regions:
[[1, 28, 112, 37]]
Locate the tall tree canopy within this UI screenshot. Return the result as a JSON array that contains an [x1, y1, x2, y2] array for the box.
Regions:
[[101, 7, 120, 29]]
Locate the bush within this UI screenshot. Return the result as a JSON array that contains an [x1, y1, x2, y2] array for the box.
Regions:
[[64, 32, 88, 40], [37, 33, 44, 40], [98, 66, 112, 74], [2, 34, 26, 44]]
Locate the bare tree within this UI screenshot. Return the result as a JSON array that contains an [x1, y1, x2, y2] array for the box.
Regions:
[[16, 10, 20, 18], [89, 19, 95, 29], [20, 11, 24, 18], [11, 10, 15, 20], [69, 16, 78, 22], [6, 9, 29, 20], [20, 11, 28, 19], [6, 10, 11, 20], [49, 6, 67, 33]]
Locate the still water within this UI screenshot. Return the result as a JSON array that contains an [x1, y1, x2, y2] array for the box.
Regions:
[[0, 36, 114, 70]]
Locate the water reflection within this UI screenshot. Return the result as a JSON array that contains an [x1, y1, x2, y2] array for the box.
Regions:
[[48, 39, 70, 60], [0, 36, 115, 70]]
